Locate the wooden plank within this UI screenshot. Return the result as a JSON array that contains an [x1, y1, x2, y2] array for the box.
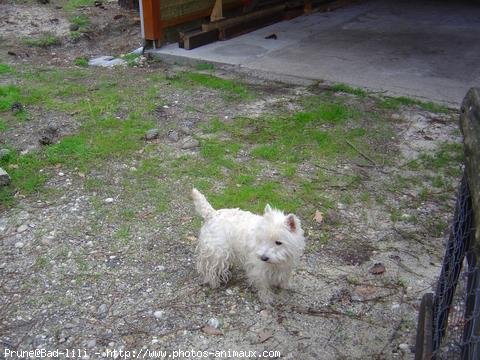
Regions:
[[210, 0, 224, 22], [202, 4, 286, 32], [162, 1, 242, 28], [180, 29, 219, 50], [141, 0, 162, 41], [313, 0, 360, 13], [459, 87, 480, 259], [219, 11, 284, 40]]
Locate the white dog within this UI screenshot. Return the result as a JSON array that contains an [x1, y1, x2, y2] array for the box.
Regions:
[[191, 188, 305, 303]]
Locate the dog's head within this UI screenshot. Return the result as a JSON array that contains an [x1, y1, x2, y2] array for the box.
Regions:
[[255, 204, 305, 266]]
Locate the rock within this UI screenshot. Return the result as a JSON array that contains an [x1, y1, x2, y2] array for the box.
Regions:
[[144, 128, 159, 140], [17, 224, 28, 233], [369, 263, 386, 275], [104, 198, 114, 203], [69, 24, 80, 31], [399, 343, 410, 352], [86, 339, 96, 348], [39, 126, 58, 145], [178, 126, 192, 135], [14, 241, 24, 249], [207, 318, 220, 329], [167, 130, 179, 142], [0, 149, 11, 159], [88, 56, 126, 67], [97, 304, 108, 318], [180, 137, 199, 150], [153, 310, 164, 319], [11, 102, 23, 114], [0, 168, 11, 186], [201, 325, 223, 336]]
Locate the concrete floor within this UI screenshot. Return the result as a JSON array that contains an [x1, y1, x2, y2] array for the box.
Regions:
[[151, 0, 480, 106]]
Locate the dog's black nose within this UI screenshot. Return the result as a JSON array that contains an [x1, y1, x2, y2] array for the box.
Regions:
[[261, 255, 269, 262]]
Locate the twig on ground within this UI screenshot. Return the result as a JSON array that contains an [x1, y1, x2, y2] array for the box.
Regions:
[[346, 140, 378, 167]]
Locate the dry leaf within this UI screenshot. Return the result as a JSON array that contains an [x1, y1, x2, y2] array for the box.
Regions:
[[369, 263, 386, 275], [201, 325, 223, 336], [257, 329, 273, 343], [313, 210, 323, 224], [353, 285, 377, 300]]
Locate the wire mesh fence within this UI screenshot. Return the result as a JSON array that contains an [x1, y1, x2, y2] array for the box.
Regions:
[[416, 172, 480, 359]]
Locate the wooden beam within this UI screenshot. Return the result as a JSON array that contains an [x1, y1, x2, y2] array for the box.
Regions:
[[459, 87, 480, 259], [219, 11, 284, 40], [141, 0, 162, 41], [210, 0, 224, 22], [179, 29, 219, 50], [202, 4, 286, 32], [162, 1, 243, 29]]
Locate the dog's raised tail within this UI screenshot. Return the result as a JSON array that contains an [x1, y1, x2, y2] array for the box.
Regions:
[[191, 188, 215, 219]]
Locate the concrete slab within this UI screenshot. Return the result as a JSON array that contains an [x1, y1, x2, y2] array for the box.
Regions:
[[150, 0, 480, 106]]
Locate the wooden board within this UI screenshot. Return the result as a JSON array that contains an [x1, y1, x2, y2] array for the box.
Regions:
[[459, 87, 480, 258], [179, 29, 219, 50], [202, 4, 286, 32]]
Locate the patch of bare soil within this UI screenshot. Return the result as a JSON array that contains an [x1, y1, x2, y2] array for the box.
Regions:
[[1, 1, 142, 66]]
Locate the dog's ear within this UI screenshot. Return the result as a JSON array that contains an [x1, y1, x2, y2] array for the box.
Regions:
[[264, 204, 272, 214], [286, 214, 299, 233]]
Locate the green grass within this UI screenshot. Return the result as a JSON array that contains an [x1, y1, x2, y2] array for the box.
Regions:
[[70, 14, 90, 29], [24, 33, 61, 48], [179, 96, 381, 214], [379, 95, 449, 113], [0, 84, 22, 112], [331, 83, 367, 97], [172, 72, 252, 100], [0, 63, 14, 75], [65, 0, 95, 10], [121, 53, 141, 67], [74, 57, 89, 67], [195, 62, 215, 71], [0, 66, 165, 205], [0, 118, 7, 132]]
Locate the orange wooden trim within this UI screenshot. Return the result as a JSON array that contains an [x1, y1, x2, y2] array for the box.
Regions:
[[142, 0, 162, 40]]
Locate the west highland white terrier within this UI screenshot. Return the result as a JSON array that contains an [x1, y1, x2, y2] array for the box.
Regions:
[[191, 188, 305, 303]]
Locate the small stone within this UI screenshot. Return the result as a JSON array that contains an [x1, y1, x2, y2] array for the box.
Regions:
[[17, 224, 28, 233], [88, 56, 126, 67], [0, 149, 11, 159], [153, 310, 164, 319], [86, 339, 96, 348], [207, 318, 220, 329], [259, 309, 271, 318], [167, 130, 179, 142], [97, 304, 108, 318], [11, 102, 23, 114], [104, 198, 114, 203], [39, 126, 58, 146], [86, 241, 93, 247], [180, 137, 199, 150], [399, 343, 410, 352], [14, 241, 24, 249], [69, 24, 79, 31], [0, 167, 11, 186], [144, 128, 159, 140], [178, 126, 192, 135]]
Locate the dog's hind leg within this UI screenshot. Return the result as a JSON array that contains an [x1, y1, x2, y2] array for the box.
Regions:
[[196, 244, 231, 288]]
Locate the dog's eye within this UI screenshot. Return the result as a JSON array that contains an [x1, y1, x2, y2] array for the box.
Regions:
[[275, 241, 282, 246]]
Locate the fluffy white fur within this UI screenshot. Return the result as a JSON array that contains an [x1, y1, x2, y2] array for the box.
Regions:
[[191, 188, 305, 303]]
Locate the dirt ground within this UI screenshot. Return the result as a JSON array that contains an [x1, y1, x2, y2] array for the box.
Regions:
[[0, 2, 465, 360]]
